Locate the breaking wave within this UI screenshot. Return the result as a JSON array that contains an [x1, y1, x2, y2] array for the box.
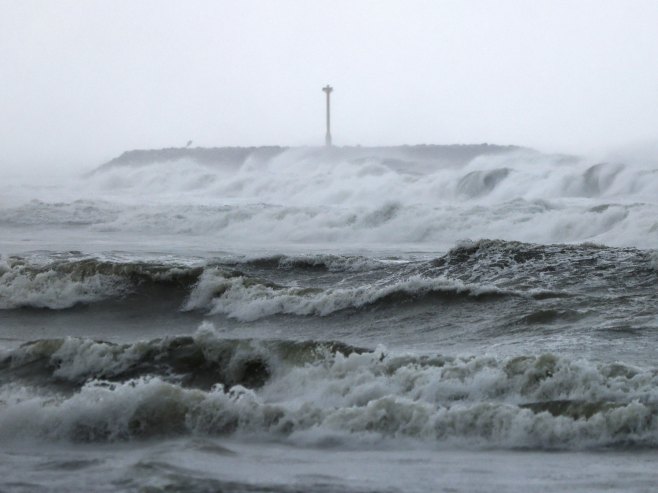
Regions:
[[183, 269, 506, 321], [1, 241, 653, 317], [0, 256, 201, 309], [3, 146, 658, 249], [0, 328, 365, 390], [2, 326, 658, 449], [233, 253, 388, 273]]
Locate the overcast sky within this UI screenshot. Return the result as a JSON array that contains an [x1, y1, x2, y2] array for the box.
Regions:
[[2, 0, 658, 169]]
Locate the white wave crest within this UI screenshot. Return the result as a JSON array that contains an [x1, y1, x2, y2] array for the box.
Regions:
[[183, 269, 503, 321], [4, 147, 658, 250], [0, 260, 129, 309], [2, 346, 658, 448]]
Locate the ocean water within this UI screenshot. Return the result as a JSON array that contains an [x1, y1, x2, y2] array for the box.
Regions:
[[1, 146, 658, 492]]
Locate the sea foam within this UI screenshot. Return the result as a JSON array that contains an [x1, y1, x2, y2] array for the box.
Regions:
[[3, 146, 658, 250], [183, 269, 505, 321], [1, 328, 658, 448]]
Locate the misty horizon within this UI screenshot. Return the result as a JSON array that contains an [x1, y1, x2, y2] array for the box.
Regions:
[[2, 1, 658, 171]]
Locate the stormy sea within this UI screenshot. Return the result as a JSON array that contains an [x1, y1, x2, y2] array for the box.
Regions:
[[1, 145, 658, 492]]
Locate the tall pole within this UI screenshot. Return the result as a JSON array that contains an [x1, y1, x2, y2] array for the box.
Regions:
[[322, 85, 333, 146]]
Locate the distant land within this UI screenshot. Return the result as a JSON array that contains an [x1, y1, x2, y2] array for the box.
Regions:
[[96, 144, 528, 172]]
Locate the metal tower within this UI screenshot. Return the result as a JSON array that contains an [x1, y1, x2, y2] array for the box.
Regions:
[[322, 85, 333, 146]]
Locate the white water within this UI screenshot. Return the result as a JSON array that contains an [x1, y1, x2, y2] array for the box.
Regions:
[[2, 147, 658, 254], [0, 325, 656, 450], [0, 260, 128, 309], [3, 145, 658, 492], [183, 269, 504, 321]]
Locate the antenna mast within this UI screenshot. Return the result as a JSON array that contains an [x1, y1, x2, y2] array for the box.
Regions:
[[322, 85, 333, 146]]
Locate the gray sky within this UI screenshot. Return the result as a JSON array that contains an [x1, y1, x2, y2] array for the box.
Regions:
[[2, 0, 658, 170]]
